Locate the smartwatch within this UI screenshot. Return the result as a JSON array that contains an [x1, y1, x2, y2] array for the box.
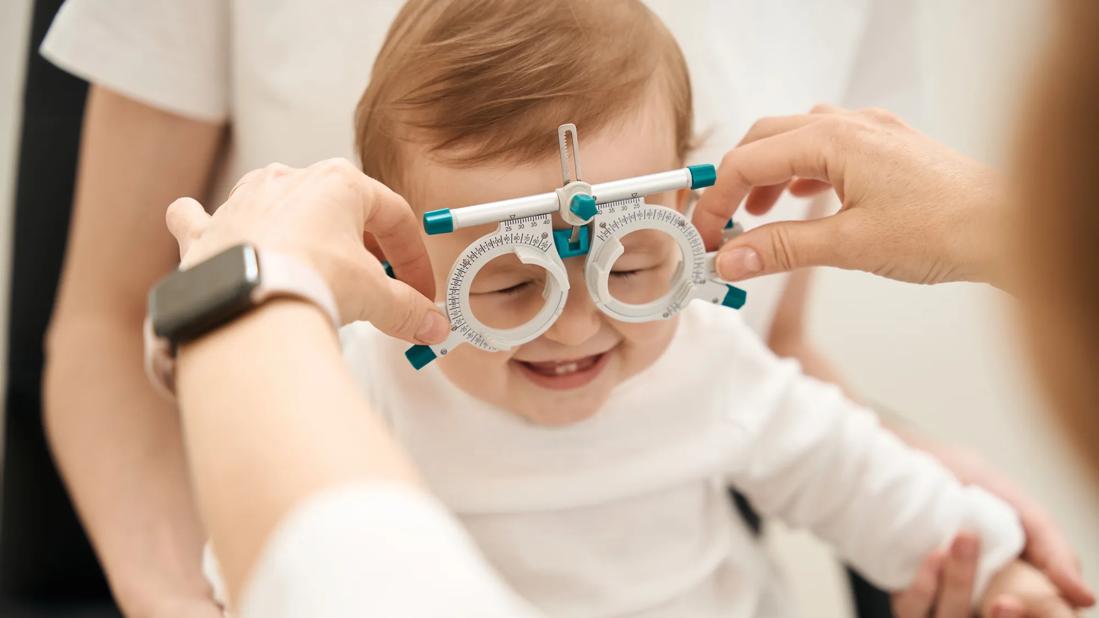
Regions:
[[143, 244, 340, 397]]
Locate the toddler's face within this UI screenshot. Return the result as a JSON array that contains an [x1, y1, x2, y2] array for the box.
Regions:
[[407, 103, 685, 425]]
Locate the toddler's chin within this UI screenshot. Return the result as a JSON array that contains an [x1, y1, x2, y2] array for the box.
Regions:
[[512, 394, 609, 427], [506, 353, 619, 427]]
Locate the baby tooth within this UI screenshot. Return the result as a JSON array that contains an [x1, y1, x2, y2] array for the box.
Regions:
[[554, 363, 578, 375]]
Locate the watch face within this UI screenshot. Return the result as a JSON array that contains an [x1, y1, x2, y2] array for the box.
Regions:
[[150, 244, 261, 342]]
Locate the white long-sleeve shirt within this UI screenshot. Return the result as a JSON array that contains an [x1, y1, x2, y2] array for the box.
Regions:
[[334, 302, 1023, 616]]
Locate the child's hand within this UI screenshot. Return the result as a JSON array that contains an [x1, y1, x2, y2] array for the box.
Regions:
[[982, 560, 1078, 618]]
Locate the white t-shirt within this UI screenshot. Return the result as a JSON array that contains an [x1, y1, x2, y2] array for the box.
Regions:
[[334, 303, 1023, 617], [40, 0, 924, 338]]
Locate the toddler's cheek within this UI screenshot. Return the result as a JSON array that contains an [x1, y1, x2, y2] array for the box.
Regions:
[[437, 344, 512, 394], [614, 318, 678, 368]]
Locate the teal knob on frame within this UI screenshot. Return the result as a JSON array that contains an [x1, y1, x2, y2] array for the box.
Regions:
[[569, 194, 598, 221]]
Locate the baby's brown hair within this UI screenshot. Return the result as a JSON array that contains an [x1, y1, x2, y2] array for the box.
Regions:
[[354, 0, 692, 202]]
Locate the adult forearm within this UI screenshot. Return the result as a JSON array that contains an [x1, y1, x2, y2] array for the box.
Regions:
[[175, 299, 420, 602], [44, 316, 213, 614]]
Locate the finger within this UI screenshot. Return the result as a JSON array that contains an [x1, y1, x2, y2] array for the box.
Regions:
[[934, 533, 980, 618], [264, 162, 292, 175], [312, 159, 437, 300], [743, 182, 791, 216], [228, 168, 265, 198], [988, 596, 1026, 618], [1022, 519, 1095, 607], [356, 264, 448, 344], [361, 182, 436, 300], [1042, 562, 1095, 608], [811, 102, 848, 114], [363, 231, 385, 264], [694, 121, 842, 248], [789, 178, 833, 197], [1032, 552, 1094, 608], [165, 197, 211, 261], [1021, 595, 1078, 618], [737, 113, 828, 147], [713, 215, 850, 280], [893, 551, 944, 618]]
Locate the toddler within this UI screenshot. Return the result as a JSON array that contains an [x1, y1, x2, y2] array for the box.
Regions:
[[208, 0, 1067, 615]]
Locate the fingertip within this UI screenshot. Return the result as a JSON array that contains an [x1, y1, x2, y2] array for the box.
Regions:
[[1050, 565, 1096, 607], [414, 310, 449, 345], [165, 197, 210, 243], [715, 244, 764, 281], [368, 276, 447, 344], [165, 196, 203, 225], [810, 102, 846, 114], [951, 531, 981, 561], [923, 549, 946, 574], [989, 597, 1025, 618], [690, 199, 735, 250], [744, 199, 774, 216], [1081, 589, 1097, 608]]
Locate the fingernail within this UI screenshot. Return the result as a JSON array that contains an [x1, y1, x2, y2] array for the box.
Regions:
[[953, 535, 978, 560], [1079, 582, 1096, 606], [416, 312, 448, 343], [717, 247, 762, 280]]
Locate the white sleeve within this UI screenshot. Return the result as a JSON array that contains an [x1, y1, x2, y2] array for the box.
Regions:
[[724, 357, 1023, 602], [40, 0, 229, 122], [239, 483, 538, 618]]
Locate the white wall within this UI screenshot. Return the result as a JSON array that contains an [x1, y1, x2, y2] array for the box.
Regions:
[[0, 0, 33, 449]]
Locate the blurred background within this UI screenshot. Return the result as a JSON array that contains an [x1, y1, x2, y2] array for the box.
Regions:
[[0, 1, 1095, 617]]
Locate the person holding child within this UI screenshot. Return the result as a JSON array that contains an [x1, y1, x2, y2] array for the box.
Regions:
[[40, 0, 1092, 617]]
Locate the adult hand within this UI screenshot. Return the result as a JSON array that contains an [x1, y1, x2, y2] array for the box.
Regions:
[[890, 439, 1093, 616], [981, 560, 1077, 618], [891, 533, 974, 618], [886, 432, 1094, 613], [694, 105, 1007, 286], [165, 159, 449, 344], [897, 546, 1077, 618], [941, 448, 1093, 609], [894, 533, 1089, 618]]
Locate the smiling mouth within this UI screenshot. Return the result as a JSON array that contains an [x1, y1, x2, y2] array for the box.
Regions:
[[512, 351, 612, 390], [521, 355, 601, 376]]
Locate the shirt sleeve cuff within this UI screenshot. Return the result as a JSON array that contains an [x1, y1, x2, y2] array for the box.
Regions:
[[237, 482, 536, 618], [40, 1, 228, 123]]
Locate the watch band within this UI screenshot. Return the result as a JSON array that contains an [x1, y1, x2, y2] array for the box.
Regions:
[[144, 249, 341, 398]]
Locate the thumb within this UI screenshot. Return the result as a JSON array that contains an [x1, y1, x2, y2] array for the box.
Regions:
[[715, 216, 846, 280], [165, 197, 211, 261], [358, 268, 449, 345]]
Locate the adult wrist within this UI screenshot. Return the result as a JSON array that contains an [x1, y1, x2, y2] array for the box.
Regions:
[[145, 245, 340, 396], [955, 171, 1011, 288], [176, 299, 336, 383]]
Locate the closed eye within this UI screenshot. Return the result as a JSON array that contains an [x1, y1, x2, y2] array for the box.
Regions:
[[482, 280, 535, 296], [610, 269, 642, 279]]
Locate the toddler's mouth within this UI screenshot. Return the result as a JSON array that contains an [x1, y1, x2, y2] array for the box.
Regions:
[[512, 351, 611, 390]]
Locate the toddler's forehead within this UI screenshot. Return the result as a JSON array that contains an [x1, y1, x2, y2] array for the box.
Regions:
[[401, 94, 683, 215]]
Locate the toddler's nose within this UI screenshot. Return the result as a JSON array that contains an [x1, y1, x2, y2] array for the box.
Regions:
[[543, 261, 601, 346]]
